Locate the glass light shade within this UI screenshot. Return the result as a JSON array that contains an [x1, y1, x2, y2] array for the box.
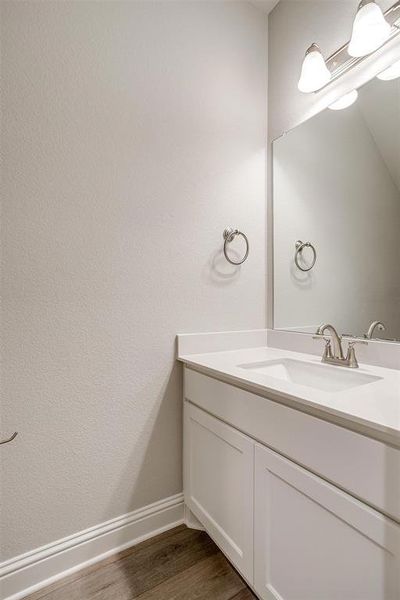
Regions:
[[348, 0, 391, 58], [328, 90, 359, 110], [376, 58, 400, 80], [298, 44, 331, 93]]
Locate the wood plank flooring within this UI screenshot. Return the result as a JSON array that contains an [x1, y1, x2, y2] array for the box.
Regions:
[[25, 525, 257, 600]]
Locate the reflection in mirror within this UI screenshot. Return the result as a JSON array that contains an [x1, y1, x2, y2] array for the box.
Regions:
[[273, 75, 400, 342]]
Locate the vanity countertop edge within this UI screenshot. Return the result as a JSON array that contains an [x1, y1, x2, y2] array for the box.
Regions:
[[177, 337, 400, 449]]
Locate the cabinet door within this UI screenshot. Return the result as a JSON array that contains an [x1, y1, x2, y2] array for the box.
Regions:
[[184, 401, 254, 582], [254, 443, 400, 600]]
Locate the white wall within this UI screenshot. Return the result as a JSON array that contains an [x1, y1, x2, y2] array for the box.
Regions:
[[1, 1, 267, 561]]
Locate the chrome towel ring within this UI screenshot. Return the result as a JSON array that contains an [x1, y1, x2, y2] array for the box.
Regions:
[[0, 431, 18, 445], [295, 240, 316, 271], [223, 228, 249, 265]]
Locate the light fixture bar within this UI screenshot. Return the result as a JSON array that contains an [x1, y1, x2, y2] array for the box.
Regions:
[[316, 0, 400, 92]]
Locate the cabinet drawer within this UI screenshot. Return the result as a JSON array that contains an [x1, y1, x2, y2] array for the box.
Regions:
[[254, 443, 400, 600], [184, 367, 400, 522], [184, 402, 254, 583]]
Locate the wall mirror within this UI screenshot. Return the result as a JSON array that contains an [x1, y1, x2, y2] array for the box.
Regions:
[[273, 74, 400, 342]]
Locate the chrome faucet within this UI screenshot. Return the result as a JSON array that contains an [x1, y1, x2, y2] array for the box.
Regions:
[[313, 323, 367, 368], [315, 323, 344, 360], [365, 320, 385, 339]]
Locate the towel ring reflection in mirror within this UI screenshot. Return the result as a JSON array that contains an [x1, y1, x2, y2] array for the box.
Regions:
[[295, 240, 316, 272]]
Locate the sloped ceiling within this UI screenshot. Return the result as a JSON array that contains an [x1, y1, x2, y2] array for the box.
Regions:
[[358, 78, 400, 192]]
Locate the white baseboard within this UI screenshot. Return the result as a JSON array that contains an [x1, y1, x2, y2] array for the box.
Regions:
[[184, 505, 205, 531], [0, 493, 184, 600]]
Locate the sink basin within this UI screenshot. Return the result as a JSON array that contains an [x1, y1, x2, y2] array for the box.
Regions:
[[237, 358, 382, 393]]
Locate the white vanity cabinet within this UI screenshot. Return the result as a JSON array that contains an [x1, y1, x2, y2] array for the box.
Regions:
[[254, 444, 400, 600], [183, 367, 400, 600], [184, 402, 254, 582]]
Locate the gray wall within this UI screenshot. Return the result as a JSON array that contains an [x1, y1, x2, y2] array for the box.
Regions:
[[1, 1, 267, 560]]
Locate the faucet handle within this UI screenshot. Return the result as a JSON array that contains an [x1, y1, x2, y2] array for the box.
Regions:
[[313, 335, 333, 359], [323, 338, 333, 360], [346, 339, 367, 368]]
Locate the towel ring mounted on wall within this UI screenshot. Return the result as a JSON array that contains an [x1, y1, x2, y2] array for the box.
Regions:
[[295, 240, 316, 272], [0, 431, 18, 446], [223, 228, 249, 265]]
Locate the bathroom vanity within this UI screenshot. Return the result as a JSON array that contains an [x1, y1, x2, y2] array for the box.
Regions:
[[179, 64, 400, 599], [179, 336, 400, 600]]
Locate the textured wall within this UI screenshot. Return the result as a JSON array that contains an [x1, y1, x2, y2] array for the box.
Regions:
[[1, 1, 267, 560]]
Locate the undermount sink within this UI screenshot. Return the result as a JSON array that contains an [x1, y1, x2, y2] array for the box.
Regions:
[[238, 358, 382, 393]]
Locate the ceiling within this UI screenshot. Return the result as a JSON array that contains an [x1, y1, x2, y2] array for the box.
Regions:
[[249, 0, 280, 14]]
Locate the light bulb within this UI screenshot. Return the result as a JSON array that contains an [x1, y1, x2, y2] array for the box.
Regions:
[[298, 43, 331, 93], [348, 0, 391, 58], [377, 57, 400, 80], [328, 90, 359, 110]]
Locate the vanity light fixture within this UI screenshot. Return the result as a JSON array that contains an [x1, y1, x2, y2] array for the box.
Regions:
[[376, 56, 400, 78], [328, 89, 359, 110], [298, 44, 331, 93], [297, 1, 400, 94], [348, 0, 391, 57]]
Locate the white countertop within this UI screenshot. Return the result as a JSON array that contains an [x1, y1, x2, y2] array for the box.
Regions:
[[178, 346, 400, 446]]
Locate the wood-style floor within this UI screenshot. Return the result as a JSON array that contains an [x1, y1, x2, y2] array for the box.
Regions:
[[25, 525, 257, 600]]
